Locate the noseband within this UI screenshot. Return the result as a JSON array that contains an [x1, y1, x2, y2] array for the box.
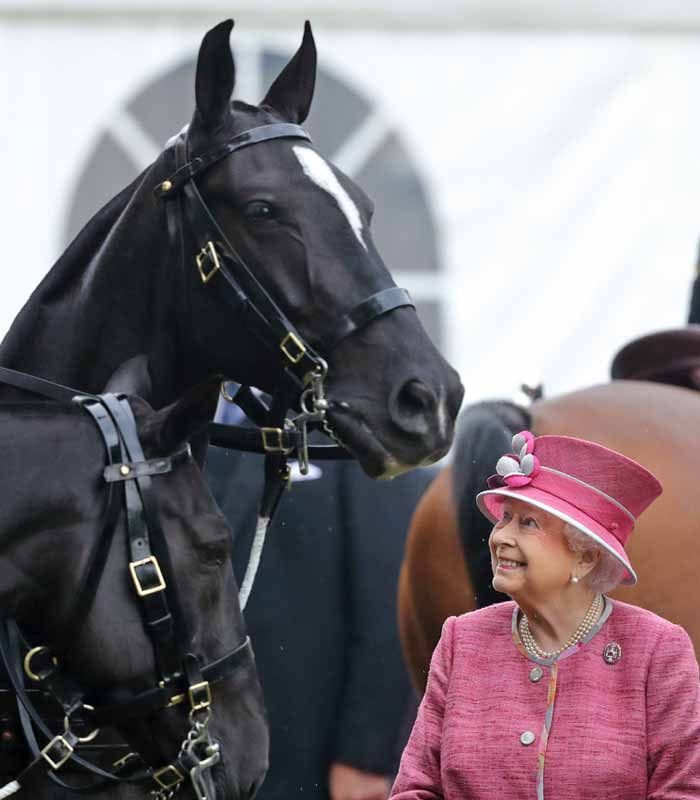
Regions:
[[0, 368, 247, 800]]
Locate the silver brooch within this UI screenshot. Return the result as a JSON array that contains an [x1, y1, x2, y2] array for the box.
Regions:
[[603, 642, 621, 664]]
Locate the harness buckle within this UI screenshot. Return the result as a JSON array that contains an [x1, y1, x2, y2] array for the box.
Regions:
[[129, 556, 167, 597], [153, 764, 184, 790], [195, 241, 221, 284], [41, 735, 74, 770], [280, 331, 306, 364], [188, 681, 212, 711], [261, 428, 289, 454]]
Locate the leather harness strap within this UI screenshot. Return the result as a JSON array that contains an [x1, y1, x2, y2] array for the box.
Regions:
[[0, 369, 247, 797]]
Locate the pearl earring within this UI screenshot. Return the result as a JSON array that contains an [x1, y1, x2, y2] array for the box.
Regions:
[[571, 575, 579, 584]]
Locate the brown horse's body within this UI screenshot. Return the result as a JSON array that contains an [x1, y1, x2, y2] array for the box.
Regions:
[[398, 380, 700, 692]]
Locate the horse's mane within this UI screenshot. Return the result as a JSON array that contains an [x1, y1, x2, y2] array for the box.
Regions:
[[0, 160, 165, 382], [40, 168, 152, 297], [452, 399, 531, 608]]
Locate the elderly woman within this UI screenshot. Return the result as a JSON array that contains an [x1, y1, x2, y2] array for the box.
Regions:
[[391, 431, 700, 799]]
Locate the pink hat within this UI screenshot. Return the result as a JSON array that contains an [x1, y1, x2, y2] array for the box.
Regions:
[[476, 431, 663, 585]]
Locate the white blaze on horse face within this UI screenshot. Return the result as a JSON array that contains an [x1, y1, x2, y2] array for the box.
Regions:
[[293, 146, 368, 251], [436, 386, 448, 440]]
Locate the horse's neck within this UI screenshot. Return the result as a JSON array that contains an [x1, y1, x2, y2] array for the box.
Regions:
[[0, 166, 193, 406]]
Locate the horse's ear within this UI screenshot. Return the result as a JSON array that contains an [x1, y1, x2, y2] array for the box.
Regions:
[[261, 21, 316, 124], [194, 20, 235, 129], [144, 379, 220, 455]]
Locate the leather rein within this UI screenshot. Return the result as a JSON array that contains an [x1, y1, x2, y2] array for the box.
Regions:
[[0, 367, 250, 800]]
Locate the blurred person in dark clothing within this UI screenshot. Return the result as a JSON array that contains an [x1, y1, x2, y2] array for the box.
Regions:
[[205, 395, 431, 800]]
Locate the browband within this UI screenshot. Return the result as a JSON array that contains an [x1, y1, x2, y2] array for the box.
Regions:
[[155, 123, 311, 197]]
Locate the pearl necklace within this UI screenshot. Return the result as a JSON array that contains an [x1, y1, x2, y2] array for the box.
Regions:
[[518, 593, 603, 660]]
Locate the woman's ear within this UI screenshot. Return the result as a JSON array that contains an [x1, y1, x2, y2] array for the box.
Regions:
[[576, 548, 601, 580]]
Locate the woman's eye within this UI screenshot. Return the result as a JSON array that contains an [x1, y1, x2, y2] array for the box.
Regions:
[[242, 200, 277, 221], [497, 512, 511, 526], [522, 517, 539, 529]]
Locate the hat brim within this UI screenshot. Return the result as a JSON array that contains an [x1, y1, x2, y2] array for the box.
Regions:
[[476, 486, 637, 585]]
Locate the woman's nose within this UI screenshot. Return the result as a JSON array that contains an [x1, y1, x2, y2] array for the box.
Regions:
[[490, 522, 515, 548]]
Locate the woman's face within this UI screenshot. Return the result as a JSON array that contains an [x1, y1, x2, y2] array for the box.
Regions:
[[488, 498, 578, 603]]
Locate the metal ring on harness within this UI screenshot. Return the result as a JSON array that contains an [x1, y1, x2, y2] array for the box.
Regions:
[[64, 704, 100, 744], [23, 646, 57, 683]]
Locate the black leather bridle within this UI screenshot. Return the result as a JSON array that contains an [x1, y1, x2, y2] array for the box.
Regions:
[[153, 121, 418, 609], [0, 367, 249, 800], [156, 121, 415, 493], [155, 122, 413, 392]]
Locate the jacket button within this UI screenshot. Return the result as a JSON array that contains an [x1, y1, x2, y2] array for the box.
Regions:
[[529, 666, 543, 682], [520, 731, 536, 746]]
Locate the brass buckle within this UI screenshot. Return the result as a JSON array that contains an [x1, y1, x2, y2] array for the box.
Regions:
[[129, 556, 166, 597], [23, 646, 58, 682], [280, 332, 306, 364], [188, 681, 212, 711], [261, 428, 287, 453], [41, 735, 74, 770], [153, 764, 184, 790], [196, 241, 221, 284]]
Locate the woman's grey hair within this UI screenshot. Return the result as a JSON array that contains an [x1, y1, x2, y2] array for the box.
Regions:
[[562, 524, 626, 593]]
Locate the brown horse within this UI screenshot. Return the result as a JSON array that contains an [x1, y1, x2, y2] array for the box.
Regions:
[[398, 379, 700, 692]]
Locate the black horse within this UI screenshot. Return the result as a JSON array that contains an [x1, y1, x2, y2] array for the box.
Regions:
[[0, 380, 267, 799], [0, 20, 463, 477]]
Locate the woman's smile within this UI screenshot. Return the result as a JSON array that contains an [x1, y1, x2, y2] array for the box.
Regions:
[[496, 557, 526, 571]]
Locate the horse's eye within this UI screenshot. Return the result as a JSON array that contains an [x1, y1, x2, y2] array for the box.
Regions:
[[199, 537, 231, 567], [242, 200, 276, 221]]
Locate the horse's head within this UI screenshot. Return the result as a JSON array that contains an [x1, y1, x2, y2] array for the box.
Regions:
[[0, 386, 267, 799], [170, 21, 463, 478]]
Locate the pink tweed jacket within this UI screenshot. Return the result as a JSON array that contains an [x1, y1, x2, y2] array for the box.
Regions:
[[391, 600, 700, 800]]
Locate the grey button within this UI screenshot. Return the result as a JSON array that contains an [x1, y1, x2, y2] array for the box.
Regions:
[[520, 731, 536, 746], [529, 666, 543, 683]]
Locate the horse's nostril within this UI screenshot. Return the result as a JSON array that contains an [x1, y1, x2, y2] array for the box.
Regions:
[[390, 379, 437, 435], [400, 380, 436, 415]]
